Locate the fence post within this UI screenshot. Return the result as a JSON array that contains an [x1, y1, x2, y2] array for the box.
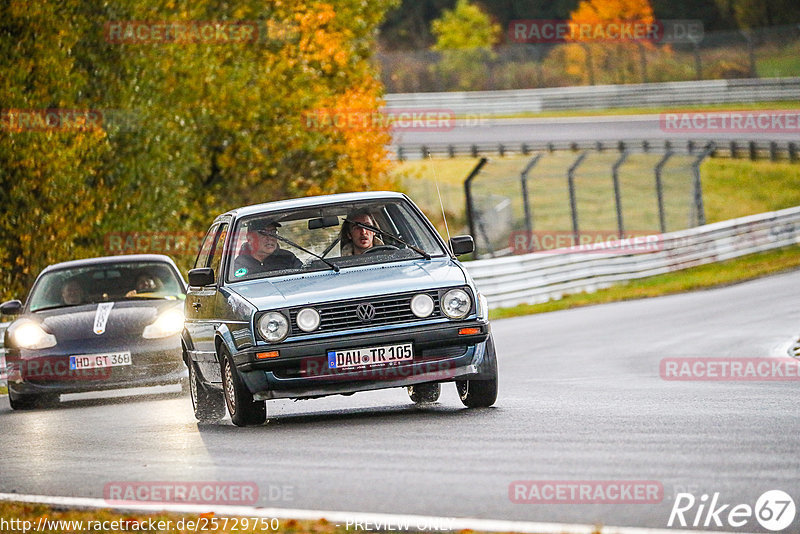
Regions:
[[611, 151, 629, 238], [654, 151, 673, 233], [691, 145, 713, 227], [567, 151, 588, 245], [463, 157, 489, 255], [520, 154, 542, 249]]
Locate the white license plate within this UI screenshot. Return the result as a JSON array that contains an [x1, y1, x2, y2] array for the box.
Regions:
[[328, 343, 413, 370], [69, 351, 132, 370]]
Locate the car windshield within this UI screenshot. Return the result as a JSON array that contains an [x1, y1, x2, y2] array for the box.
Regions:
[[227, 198, 447, 282], [28, 261, 185, 312]]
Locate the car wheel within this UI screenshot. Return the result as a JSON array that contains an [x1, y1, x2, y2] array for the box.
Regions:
[[220, 348, 266, 427], [408, 383, 441, 403], [188, 359, 226, 423], [456, 335, 498, 408]]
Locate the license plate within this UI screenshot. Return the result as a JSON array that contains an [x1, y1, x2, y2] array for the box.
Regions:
[[69, 351, 132, 370], [328, 343, 413, 370]]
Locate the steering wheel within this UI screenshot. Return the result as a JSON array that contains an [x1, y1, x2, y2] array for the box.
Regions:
[[364, 245, 399, 254]]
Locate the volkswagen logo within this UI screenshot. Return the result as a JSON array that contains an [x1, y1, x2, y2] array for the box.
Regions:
[[356, 303, 376, 322]]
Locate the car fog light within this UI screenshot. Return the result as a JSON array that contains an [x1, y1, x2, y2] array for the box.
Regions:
[[410, 294, 435, 318], [442, 289, 471, 319], [296, 307, 321, 332], [258, 312, 289, 342]]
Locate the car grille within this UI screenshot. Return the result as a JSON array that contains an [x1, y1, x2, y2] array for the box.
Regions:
[[288, 290, 442, 336]]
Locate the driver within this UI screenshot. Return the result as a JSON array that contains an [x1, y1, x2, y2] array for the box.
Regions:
[[340, 209, 384, 255], [233, 219, 302, 275]]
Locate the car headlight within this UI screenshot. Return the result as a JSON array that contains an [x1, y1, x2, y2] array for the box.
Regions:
[[258, 312, 289, 342], [442, 288, 471, 319], [142, 308, 184, 339], [12, 321, 57, 349], [296, 308, 320, 333], [410, 294, 434, 318]]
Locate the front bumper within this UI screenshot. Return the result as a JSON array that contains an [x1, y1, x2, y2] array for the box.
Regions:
[[233, 319, 492, 400], [6, 336, 186, 396]]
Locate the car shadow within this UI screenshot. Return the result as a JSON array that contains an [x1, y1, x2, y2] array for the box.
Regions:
[[195, 401, 498, 433]]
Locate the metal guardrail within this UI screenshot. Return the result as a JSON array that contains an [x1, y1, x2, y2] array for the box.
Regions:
[[393, 139, 800, 161], [465, 205, 800, 309], [386, 77, 800, 115]]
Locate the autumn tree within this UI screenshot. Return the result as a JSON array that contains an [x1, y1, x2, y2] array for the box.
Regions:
[[0, 0, 398, 300], [559, 0, 658, 85], [430, 0, 501, 90]]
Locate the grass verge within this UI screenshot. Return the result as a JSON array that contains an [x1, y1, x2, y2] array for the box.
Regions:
[[0, 386, 7, 395], [490, 244, 800, 320]]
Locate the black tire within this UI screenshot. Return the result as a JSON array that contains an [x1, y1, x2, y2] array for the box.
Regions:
[[220, 348, 266, 427], [408, 383, 441, 403], [456, 335, 498, 408], [8, 390, 58, 410], [188, 359, 226, 423]]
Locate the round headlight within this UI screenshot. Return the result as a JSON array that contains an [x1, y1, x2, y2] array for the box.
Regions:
[[442, 289, 471, 319], [258, 312, 289, 342], [296, 307, 321, 332], [410, 294, 435, 318]]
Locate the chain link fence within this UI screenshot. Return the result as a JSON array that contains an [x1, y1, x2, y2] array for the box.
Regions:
[[400, 147, 710, 259]]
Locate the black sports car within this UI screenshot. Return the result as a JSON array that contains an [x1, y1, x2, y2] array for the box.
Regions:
[[1, 254, 188, 409]]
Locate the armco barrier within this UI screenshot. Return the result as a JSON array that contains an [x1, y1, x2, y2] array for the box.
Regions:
[[386, 77, 800, 115], [465, 206, 800, 309]]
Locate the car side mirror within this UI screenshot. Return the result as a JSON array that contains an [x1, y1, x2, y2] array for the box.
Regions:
[[449, 235, 474, 256], [188, 268, 215, 287], [0, 299, 22, 316]]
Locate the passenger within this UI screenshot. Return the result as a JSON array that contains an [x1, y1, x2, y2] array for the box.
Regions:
[[61, 279, 84, 305], [233, 219, 302, 276], [340, 209, 384, 256], [126, 273, 161, 296]]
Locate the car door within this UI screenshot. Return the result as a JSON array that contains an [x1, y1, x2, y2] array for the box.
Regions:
[[185, 222, 228, 380]]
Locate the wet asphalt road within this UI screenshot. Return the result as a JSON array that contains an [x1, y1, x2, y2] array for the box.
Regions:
[[2, 269, 799, 532]]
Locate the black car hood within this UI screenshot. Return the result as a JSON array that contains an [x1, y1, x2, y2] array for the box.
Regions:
[[30, 299, 182, 342]]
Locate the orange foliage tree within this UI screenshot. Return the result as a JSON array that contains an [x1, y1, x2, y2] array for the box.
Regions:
[[560, 0, 658, 85]]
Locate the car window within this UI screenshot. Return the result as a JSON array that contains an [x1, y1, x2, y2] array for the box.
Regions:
[[227, 198, 447, 283], [208, 224, 228, 282], [28, 261, 186, 312], [193, 225, 219, 270]]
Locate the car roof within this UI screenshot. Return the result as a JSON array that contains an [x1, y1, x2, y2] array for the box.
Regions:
[[40, 254, 180, 274], [221, 191, 409, 219]]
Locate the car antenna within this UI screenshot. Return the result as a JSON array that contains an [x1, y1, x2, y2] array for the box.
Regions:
[[427, 152, 452, 245]]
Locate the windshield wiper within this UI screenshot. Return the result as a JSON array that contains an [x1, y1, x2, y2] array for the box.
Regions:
[[345, 220, 431, 260], [274, 235, 340, 272]]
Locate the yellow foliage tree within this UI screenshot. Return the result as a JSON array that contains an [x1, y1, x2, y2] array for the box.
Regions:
[[561, 0, 658, 85]]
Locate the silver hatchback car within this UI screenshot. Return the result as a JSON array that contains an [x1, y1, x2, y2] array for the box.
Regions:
[[183, 192, 498, 426]]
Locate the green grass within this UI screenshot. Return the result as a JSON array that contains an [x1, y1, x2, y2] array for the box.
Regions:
[[490, 244, 800, 319], [0, 386, 7, 395]]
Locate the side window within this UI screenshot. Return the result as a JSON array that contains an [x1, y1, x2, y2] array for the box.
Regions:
[[193, 225, 218, 270], [208, 224, 229, 281]]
